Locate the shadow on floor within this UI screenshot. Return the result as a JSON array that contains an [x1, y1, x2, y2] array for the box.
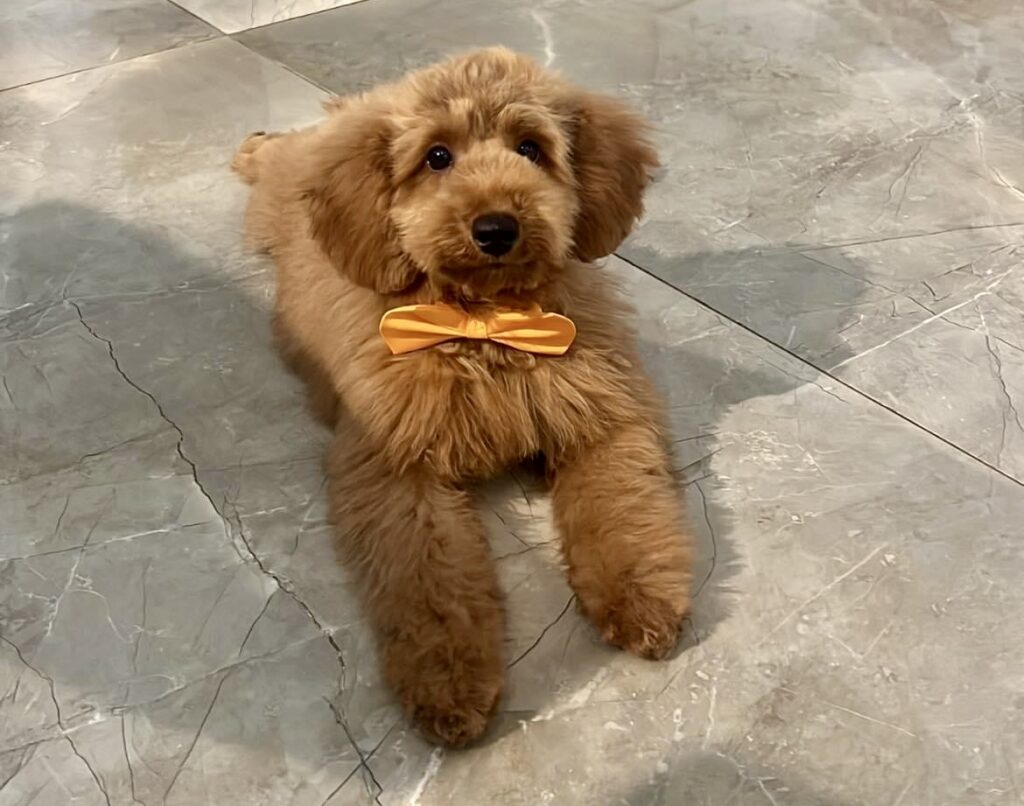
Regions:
[[1, 200, 867, 797]]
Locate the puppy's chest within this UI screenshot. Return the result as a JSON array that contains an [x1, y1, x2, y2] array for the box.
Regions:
[[390, 346, 589, 477]]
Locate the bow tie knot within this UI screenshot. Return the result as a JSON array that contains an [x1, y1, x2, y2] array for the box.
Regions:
[[464, 317, 490, 341], [379, 303, 576, 356]]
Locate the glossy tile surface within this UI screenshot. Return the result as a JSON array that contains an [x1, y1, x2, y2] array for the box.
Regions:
[[0, 0, 215, 90], [3, 2, 1024, 805]]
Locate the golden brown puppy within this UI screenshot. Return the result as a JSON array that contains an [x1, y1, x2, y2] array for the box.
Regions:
[[233, 47, 694, 747]]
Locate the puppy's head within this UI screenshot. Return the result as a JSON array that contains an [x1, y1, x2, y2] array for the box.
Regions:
[[305, 48, 658, 298]]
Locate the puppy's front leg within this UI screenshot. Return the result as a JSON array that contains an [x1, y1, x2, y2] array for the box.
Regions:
[[328, 432, 505, 747], [552, 420, 694, 659]]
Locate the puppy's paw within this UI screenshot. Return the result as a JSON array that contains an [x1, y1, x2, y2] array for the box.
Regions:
[[408, 688, 500, 747], [236, 130, 272, 152], [394, 656, 503, 747], [383, 616, 504, 747], [231, 131, 278, 183], [584, 578, 690, 660]]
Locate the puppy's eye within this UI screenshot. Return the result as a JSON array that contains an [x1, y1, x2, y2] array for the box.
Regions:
[[426, 145, 453, 171], [516, 139, 541, 163]]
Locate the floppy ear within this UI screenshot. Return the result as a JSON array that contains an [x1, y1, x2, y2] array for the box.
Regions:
[[304, 102, 420, 294], [565, 90, 659, 262]]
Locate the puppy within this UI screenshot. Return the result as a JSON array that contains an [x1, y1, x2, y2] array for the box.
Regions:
[[233, 47, 694, 747]]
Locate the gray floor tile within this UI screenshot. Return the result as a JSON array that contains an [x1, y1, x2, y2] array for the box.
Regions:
[[238, 0, 1024, 481], [0, 0, 216, 90], [2, 4, 1024, 805]]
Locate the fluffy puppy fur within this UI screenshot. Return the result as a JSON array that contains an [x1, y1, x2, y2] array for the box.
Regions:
[[233, 48, 694, 747]]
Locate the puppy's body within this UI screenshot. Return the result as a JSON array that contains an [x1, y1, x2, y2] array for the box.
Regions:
[[234, 49, 694, 746]]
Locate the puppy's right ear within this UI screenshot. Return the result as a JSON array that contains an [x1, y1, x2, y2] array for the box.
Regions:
[[303, 101, 420, 294]]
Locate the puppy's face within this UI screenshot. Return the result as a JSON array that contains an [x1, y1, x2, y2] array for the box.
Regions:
[[388, 93, 577, 295], [306, 49, 658, 298]]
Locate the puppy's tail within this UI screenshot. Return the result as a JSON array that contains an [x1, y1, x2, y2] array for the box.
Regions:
[[231, 131, 278, 184]]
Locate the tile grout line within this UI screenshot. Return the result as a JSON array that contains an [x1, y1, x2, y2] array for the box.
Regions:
[[0, 0, 376, 96], [233, 0, 376, 36], [163, 0, 228, 34], [235, 44, 337, 96], [0, 35, 223, 94], [613, 251, 1024, 491]]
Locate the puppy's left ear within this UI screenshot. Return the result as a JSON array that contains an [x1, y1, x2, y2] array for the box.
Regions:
[[562, 90, 659, 262]]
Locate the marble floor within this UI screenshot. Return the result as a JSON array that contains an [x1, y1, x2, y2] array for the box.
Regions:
[[2, 1, 1023, 804]]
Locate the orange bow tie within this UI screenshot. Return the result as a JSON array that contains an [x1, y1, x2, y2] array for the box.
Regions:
[[379, 303, 576, 356]]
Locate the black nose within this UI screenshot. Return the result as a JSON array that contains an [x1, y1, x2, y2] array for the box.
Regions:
[[472, 213, 519, 257]]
